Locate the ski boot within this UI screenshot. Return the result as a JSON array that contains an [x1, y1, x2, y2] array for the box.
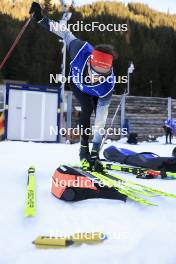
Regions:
[[90, 143, 105, 173], [79, 143, 91, 171]]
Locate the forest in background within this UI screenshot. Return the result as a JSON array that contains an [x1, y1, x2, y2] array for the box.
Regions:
[[0, 0, 176, 97]]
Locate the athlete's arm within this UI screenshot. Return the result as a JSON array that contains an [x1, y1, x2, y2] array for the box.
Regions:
[[38, 17, 86, 59], [39, 17, 76, 48], [29, 2, 86, 59]]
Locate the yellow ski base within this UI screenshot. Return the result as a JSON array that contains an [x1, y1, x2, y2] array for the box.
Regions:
[[24, 166, 36, 217]]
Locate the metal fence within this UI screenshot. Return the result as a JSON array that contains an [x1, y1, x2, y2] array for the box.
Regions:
[[120, 96, 172, 130]]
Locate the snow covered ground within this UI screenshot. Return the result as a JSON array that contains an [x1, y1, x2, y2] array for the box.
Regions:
[[1, 138, 176, 264]]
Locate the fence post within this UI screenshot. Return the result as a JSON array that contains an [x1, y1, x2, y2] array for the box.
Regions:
[[120, 94, 126, 137], [168, 97, 172, 120]]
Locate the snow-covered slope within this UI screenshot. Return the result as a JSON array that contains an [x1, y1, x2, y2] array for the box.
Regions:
[[0, 139, 176, 264]]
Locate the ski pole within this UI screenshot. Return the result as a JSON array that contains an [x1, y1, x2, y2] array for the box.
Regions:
[[0, 15, 33, 71]]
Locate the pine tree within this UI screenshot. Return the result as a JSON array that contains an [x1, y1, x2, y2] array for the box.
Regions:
[[0, 1, 176, 97]]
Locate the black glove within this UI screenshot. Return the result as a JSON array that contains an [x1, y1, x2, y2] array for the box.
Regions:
[[29, 2, 43, 21]]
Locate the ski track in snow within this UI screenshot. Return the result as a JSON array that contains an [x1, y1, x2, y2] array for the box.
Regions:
[[0, 138, 176, 264]]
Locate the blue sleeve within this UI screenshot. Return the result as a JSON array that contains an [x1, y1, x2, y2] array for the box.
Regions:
[[68, 39, 86, 60]]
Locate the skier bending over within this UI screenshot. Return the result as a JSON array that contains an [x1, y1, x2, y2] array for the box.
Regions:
[[29, 2, 118, 170]]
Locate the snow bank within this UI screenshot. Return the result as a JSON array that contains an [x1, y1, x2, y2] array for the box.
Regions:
[[0, 140, 176, 264]]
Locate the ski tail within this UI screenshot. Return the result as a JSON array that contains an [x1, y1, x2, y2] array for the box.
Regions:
[[24, 166, 36, 217]]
